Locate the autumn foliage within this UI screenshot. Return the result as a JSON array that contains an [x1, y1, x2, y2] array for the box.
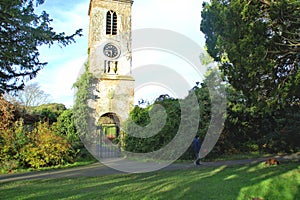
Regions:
[[0, 96, 74, 171]]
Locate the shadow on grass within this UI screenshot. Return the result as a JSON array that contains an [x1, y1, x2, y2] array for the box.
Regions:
[[0, 161, 299, 200]]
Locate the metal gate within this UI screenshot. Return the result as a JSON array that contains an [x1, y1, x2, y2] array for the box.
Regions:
[[96, 126, 121, 159]]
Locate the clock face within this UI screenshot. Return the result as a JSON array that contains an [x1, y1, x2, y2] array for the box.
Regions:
[[103, 43, 119, 58]]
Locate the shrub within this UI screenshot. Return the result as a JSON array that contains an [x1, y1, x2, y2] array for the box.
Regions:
[[0, 96, 26, 170], [19, 122, 74, 168], [30, 103, 66, 124], [0, 120, 75, 169], [1, 96, 77, 170], [0, 120, 29, 170], [123, 99, 180, 153], [0, 95, 15, 130], [56, 109, 78, 142]]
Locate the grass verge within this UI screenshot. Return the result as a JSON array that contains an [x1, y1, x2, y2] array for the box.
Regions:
[[0, 161, 299, 200]]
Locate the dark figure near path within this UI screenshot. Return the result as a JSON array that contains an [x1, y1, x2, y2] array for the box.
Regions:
[[193, 136, 201, 165]]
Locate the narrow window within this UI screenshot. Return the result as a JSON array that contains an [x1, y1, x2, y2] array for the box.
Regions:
[[106, 11, 117, 35], [112, 12, 117, 35], [106, 11, 112, 35]]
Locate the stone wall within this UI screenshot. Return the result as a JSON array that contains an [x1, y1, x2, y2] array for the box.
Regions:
[[94, 77, 134, 125]]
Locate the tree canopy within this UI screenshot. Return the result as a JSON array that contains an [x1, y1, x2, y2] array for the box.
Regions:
[[201, 0, 299, 109], [0, 0, 82, 93]]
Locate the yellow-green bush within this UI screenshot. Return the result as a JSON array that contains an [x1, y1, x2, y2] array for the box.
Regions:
[[1, 97, 75, 171], [0, 120, 74, 170], [19, 122, 74, 168]]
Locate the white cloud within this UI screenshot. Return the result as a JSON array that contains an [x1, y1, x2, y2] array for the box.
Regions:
[[31, 55, 87, 107], [132, 0, 204, 45], [132, 50, 205, 104], [33, 1, 89, 107], [132, 0, 205, 103]]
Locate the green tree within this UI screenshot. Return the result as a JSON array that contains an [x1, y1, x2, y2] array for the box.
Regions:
[[56, 109, 78, 142], [201, 0, 300, 154], [0, 0, 82, 93], [30, 103, 66, 124], [201, 0, 300, 108], [73, 64, 94, 140], [123, 97, 181, 153]]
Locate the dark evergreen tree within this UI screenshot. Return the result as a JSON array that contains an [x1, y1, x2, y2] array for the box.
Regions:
[[201, 0, 299, 109], [0, 0, 82, 93]]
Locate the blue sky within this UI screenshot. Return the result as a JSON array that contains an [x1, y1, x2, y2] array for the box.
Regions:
[[32, 0, 205, 107]]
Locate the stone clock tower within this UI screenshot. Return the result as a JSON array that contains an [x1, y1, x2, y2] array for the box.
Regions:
[[88, 0, 134, 139]]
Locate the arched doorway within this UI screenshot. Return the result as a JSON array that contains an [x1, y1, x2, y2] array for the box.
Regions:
[[98, 113, 120, 141]]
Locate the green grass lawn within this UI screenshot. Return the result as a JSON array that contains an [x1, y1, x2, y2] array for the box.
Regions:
[[0, 161, 299, 200]]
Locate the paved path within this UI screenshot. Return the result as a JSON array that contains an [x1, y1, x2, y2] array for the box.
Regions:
[[0, 153, 298, 184]]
